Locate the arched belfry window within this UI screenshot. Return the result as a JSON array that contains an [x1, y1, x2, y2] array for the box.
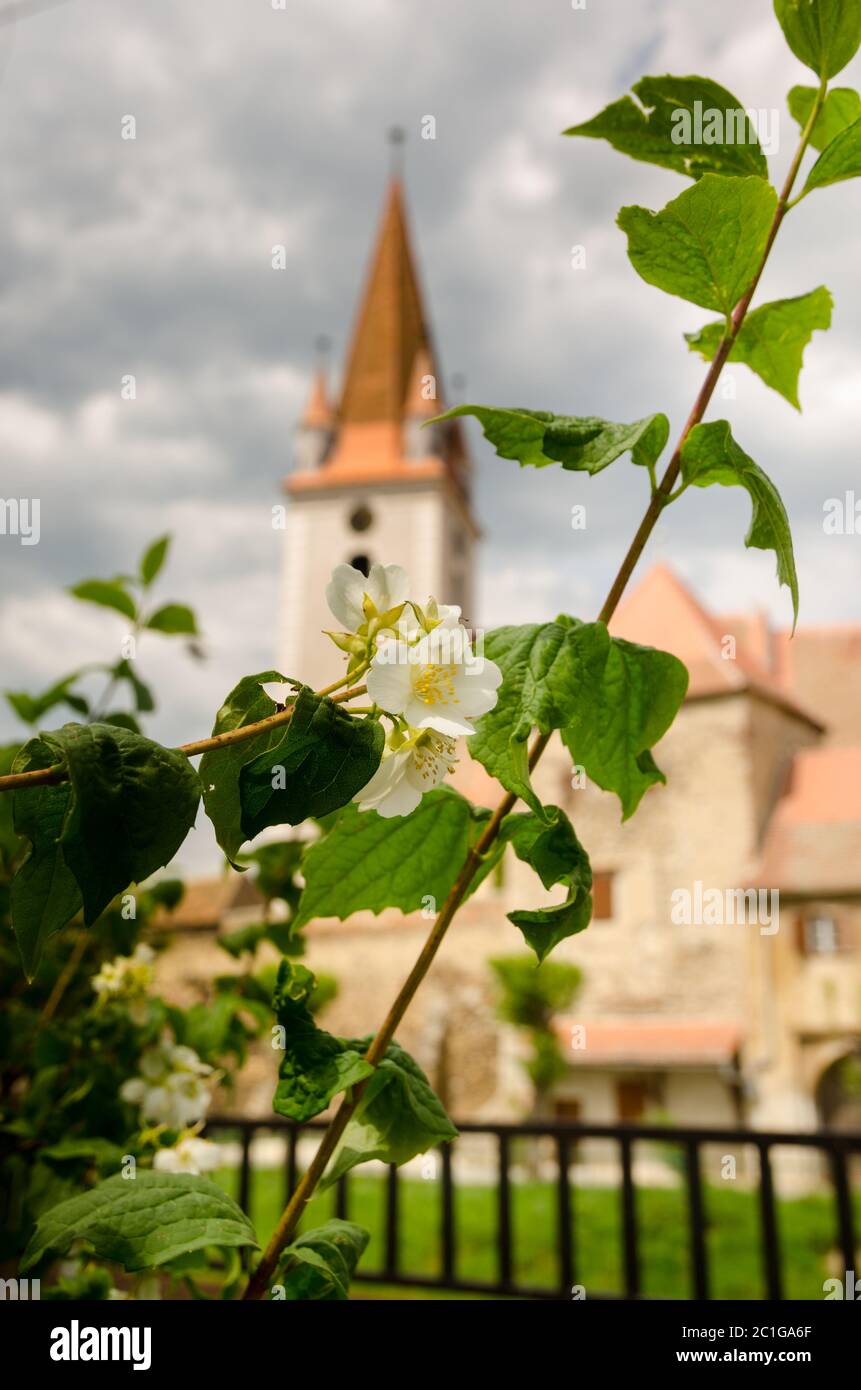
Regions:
[[349, 553, 371, 577]]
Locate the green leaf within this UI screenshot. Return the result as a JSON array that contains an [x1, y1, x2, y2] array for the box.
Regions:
[[199, 671, 292, 865], [685, 287, 833, 409], [469, 620, 687, 821], [140, 534, 170, 587], [12, 724, 200, 941], [238, 687, 384, 840], [292, 787, 481, 931], [0, 743, 22, 875], [559, 635, 689, 821], [468, 619, 610, 818], [20, 1171, 258, 1274], [40, 1137, 125, 1169], [432, 405, 669, 475], [564, 74, 768, 179], [508, 896, 592, 965], [145, 603, 198, 635], [501, 808, 593, 962], [801, 114, 861, 192], [775, 0, 861, 78], [99, 711, 141, 733], [788, 83, 861, 148], [68, 580, 137, 621], [323, 1040, 457, 1188], [272, 961, 373, 1123], [5, 673, 90, 727], [278, 1220, 369, 1300], [680, 420, 799, 627], [10, 741, 81, 978], [618, 175, 777, 314], [113, 659, 155, 713]]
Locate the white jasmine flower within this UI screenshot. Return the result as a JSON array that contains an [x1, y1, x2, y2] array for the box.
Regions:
[[121, 1040, 213, 1130], [153, 1136, 222, 1176], [326, 562, 410, 633], [354, 730, 459, 818], [92, 944, 155, 1023], [366, 631, 503, 737]]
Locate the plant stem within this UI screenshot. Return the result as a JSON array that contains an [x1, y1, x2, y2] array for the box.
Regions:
[[242, 97, 827, 1300], [39, 930, 89, 1025]]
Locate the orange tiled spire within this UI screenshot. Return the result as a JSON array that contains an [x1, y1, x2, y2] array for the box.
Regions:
[[338, 178, 433, 428], [288, 175, 471, 497], [301, 368, 333, 429], [404, 345, 440, 419]]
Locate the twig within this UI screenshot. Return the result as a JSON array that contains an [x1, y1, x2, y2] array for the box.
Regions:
[[39, 931, 88, 1024], [0, 683, 368, 791]]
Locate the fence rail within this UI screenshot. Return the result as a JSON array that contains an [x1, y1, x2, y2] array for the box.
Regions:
[[205, 1114, 861, 1301]]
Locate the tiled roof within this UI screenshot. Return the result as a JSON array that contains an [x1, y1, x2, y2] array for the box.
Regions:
[[555, 1019, 743, 1065], [338, 178, 431, 430], [611, 565, 822, 728], [300, 368, 333, 429], [773, 625, 861, 747], [755, 748, 861, 895], [153, 874, 263, 931]]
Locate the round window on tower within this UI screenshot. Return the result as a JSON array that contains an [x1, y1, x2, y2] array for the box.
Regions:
[[349, 503, 374, 533], [349, 553, 371, 577]]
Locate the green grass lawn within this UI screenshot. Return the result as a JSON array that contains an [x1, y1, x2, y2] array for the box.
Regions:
[[215, 1162, 860, 1301]]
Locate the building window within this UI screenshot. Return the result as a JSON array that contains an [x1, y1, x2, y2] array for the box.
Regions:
[[592, 871, 615, 921], [802, 915, 841, 955], [349, 553, 371, 577], [349, 503, 373, 533]]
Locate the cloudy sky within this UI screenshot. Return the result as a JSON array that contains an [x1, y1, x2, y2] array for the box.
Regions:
[[1, 0, 859, 871]]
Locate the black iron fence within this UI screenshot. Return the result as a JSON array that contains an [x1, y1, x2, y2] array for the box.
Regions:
[[205, 1115, 861, 1300]]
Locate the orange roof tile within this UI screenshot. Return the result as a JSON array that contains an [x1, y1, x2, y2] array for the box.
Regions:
[[404, 345, 439, 418], [611, 565, 822, 728], [336, 178, 432, 430], [755, 748, 861, 894], [301, 368, 333, 429], [554, 1019, 743, 1065], [152, 874, 263, 932]]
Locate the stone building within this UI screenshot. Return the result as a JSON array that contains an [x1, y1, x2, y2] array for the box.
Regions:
[[157, 176, 861, 1132]]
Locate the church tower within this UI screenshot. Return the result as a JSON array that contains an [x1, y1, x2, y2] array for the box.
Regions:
[[280, 177, 478, 689]]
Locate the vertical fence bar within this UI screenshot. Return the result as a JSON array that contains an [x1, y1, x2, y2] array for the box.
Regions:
[[335, 1176, 349, 1221], [828, 1142, 856, 1280], [556, 1134, 574, 1295], [238, 1125, 252, 1217], [384, 1164, 399, 1278], [619, 1134, 640, 1298], [497, 1132, 513, 1289], [757, 1141, 783, 1301], [284, 1125, 298, 1205], [440, 1142, 455, 1284], [685, 1139, 709, 1300]]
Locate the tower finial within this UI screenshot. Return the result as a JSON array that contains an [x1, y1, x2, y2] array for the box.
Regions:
[[387, 124, 406, 177], [314, 333, 332, 368]]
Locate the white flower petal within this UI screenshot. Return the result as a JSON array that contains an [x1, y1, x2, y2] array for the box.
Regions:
[[354, 747, 410, 810], [325, 564, 367, 631], [366, 641, 413, 712], [406, 700, 476, 737], [367, 563, 410, 614], [373, 772, 423, 818]]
